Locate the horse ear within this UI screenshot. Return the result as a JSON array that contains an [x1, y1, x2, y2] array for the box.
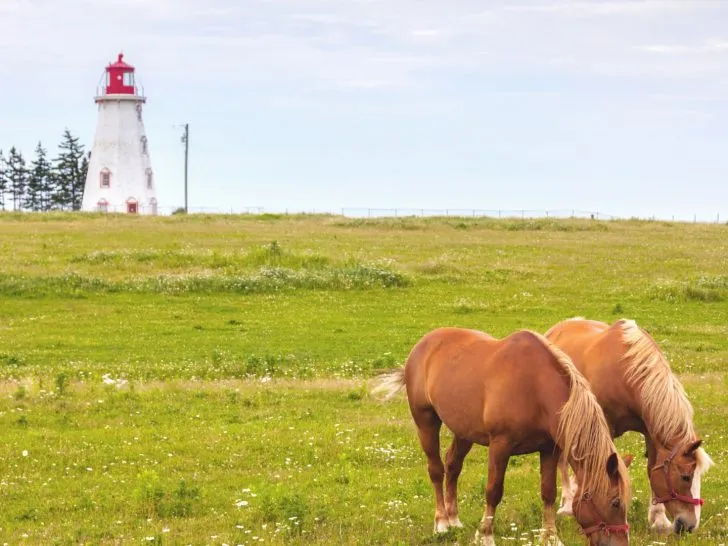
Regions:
[[606, 452, 620, 480], [685, 439, 703, 455], [622, 453, 634, 468]]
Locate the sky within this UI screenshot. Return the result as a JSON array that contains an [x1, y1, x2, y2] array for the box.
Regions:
[[1, 0, 727, 220]]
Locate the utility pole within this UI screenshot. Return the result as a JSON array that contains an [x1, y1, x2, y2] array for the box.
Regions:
[[181, 123, 189, 213]]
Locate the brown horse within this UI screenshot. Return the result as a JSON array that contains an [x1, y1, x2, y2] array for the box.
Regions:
[[372, 327, 631, 546], [545, 318, 714, 535]]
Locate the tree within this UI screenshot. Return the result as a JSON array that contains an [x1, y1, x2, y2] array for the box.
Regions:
[[6, 147, 28, 211], [26, 142, 53, 211], [80, 151, 90, 196], [0, 150, 7, 211], [53, 129, 86, 210]]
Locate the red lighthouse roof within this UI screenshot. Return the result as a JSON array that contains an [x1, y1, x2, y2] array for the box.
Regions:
[[103, 53, 139, 96], [109, 53, 134, 70]]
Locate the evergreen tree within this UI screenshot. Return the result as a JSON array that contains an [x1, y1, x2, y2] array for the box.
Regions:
[[0, 150, 7, 211], [6, 147, 28, 211], [53, 129, 86, 210], [26, 142, 53, 211], [80, 151, 90, 197]]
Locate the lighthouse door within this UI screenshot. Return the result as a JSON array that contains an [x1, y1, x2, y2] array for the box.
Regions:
[[127, 202, 138, 214]]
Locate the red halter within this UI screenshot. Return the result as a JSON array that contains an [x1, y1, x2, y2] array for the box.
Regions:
[[578, 492, 630, 538], [650, 445, 705, 506]]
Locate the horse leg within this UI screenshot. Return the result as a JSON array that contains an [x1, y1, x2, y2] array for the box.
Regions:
[[540, 449, 565, 546], [556, 452, 576, 516], [413, 408, 448, 533], [474, 438, 510, 546], [444, 436, 474, 528], [646, 435, 672, 533]]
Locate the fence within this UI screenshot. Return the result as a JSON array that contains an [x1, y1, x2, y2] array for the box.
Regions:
[[338, 208, 617, 220], [142, 206, 723, 224], [151, 207, 616, 220], [2, 205, 724, 224]]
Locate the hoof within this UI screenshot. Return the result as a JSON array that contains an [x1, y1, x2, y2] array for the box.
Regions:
[[448, 516, 463, 528], [557, 493, 574, 517], [649, 520, 673, 535], [434, 520, 450, 534], [648, 508, 673, 535]]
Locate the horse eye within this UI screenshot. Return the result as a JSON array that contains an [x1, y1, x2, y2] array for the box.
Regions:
[[681, 474, 692, 483], [611, 498, 620, 508]]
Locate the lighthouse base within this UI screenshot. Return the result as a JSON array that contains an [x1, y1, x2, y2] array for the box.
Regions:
[[88, 198, 159, 215]]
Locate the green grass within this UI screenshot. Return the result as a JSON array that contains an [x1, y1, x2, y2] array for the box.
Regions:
[[0, 212, 727, 544]]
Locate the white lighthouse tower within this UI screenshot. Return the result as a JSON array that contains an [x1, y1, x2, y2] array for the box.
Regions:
[[82, 53, 158, 215]]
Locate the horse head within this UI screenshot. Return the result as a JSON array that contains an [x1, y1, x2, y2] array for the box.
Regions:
[[572, 452, 632, 546], [649, 439, 714, 533]]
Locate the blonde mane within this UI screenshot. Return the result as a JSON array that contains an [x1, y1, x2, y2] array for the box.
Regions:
[[529, 332, 630, 501], [618, 319, 696, 446]]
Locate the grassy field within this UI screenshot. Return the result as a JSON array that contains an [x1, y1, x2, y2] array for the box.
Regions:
[[0, 212, 727, 545]]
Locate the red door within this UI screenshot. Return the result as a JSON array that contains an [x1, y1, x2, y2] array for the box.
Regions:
[[127, 202, 138, 214]]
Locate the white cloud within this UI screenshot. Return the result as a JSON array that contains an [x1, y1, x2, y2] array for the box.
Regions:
[[409, 29, 450, 38], [1, 0, 728, 97], [336, 79, 397, 89], [640, 40, 728, 54], [499, 0, 721, 15]]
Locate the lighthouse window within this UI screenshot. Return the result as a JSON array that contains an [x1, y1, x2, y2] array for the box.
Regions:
[[140, 136, 148, 154], [123, 72, 134, 87], [146, 168, 153, 189], [97, 199, 109, 213], [136, 103, 143, 121], [100, 168, 111, 188]]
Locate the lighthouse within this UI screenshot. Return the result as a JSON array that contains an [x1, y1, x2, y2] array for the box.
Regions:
[[81, 53, 158, 215]]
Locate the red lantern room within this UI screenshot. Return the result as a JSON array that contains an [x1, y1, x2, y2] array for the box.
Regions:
[[104, 53, 137, 95]]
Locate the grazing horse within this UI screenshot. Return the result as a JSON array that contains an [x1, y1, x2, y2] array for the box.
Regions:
[[372, 327, 631, 546], [545, 318, 714, 534]]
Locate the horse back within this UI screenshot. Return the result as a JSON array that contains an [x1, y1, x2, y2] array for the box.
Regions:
[[404, 328, 569, 449]]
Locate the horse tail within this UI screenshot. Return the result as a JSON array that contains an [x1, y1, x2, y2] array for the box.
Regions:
[[370, 368, 406, 401]]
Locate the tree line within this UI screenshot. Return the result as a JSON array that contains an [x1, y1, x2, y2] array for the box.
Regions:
[[0, 129, 89, 212]]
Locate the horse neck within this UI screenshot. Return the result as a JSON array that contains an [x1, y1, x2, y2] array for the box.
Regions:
[[620, 322, 696, 447], [631, 371, 696, 450]]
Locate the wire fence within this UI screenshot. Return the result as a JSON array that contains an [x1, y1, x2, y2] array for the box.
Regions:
[[148, 206, 617, 220], [142, 206, 724, 224], [339, 208, 617, 220], [2, 205, 725, 224]]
